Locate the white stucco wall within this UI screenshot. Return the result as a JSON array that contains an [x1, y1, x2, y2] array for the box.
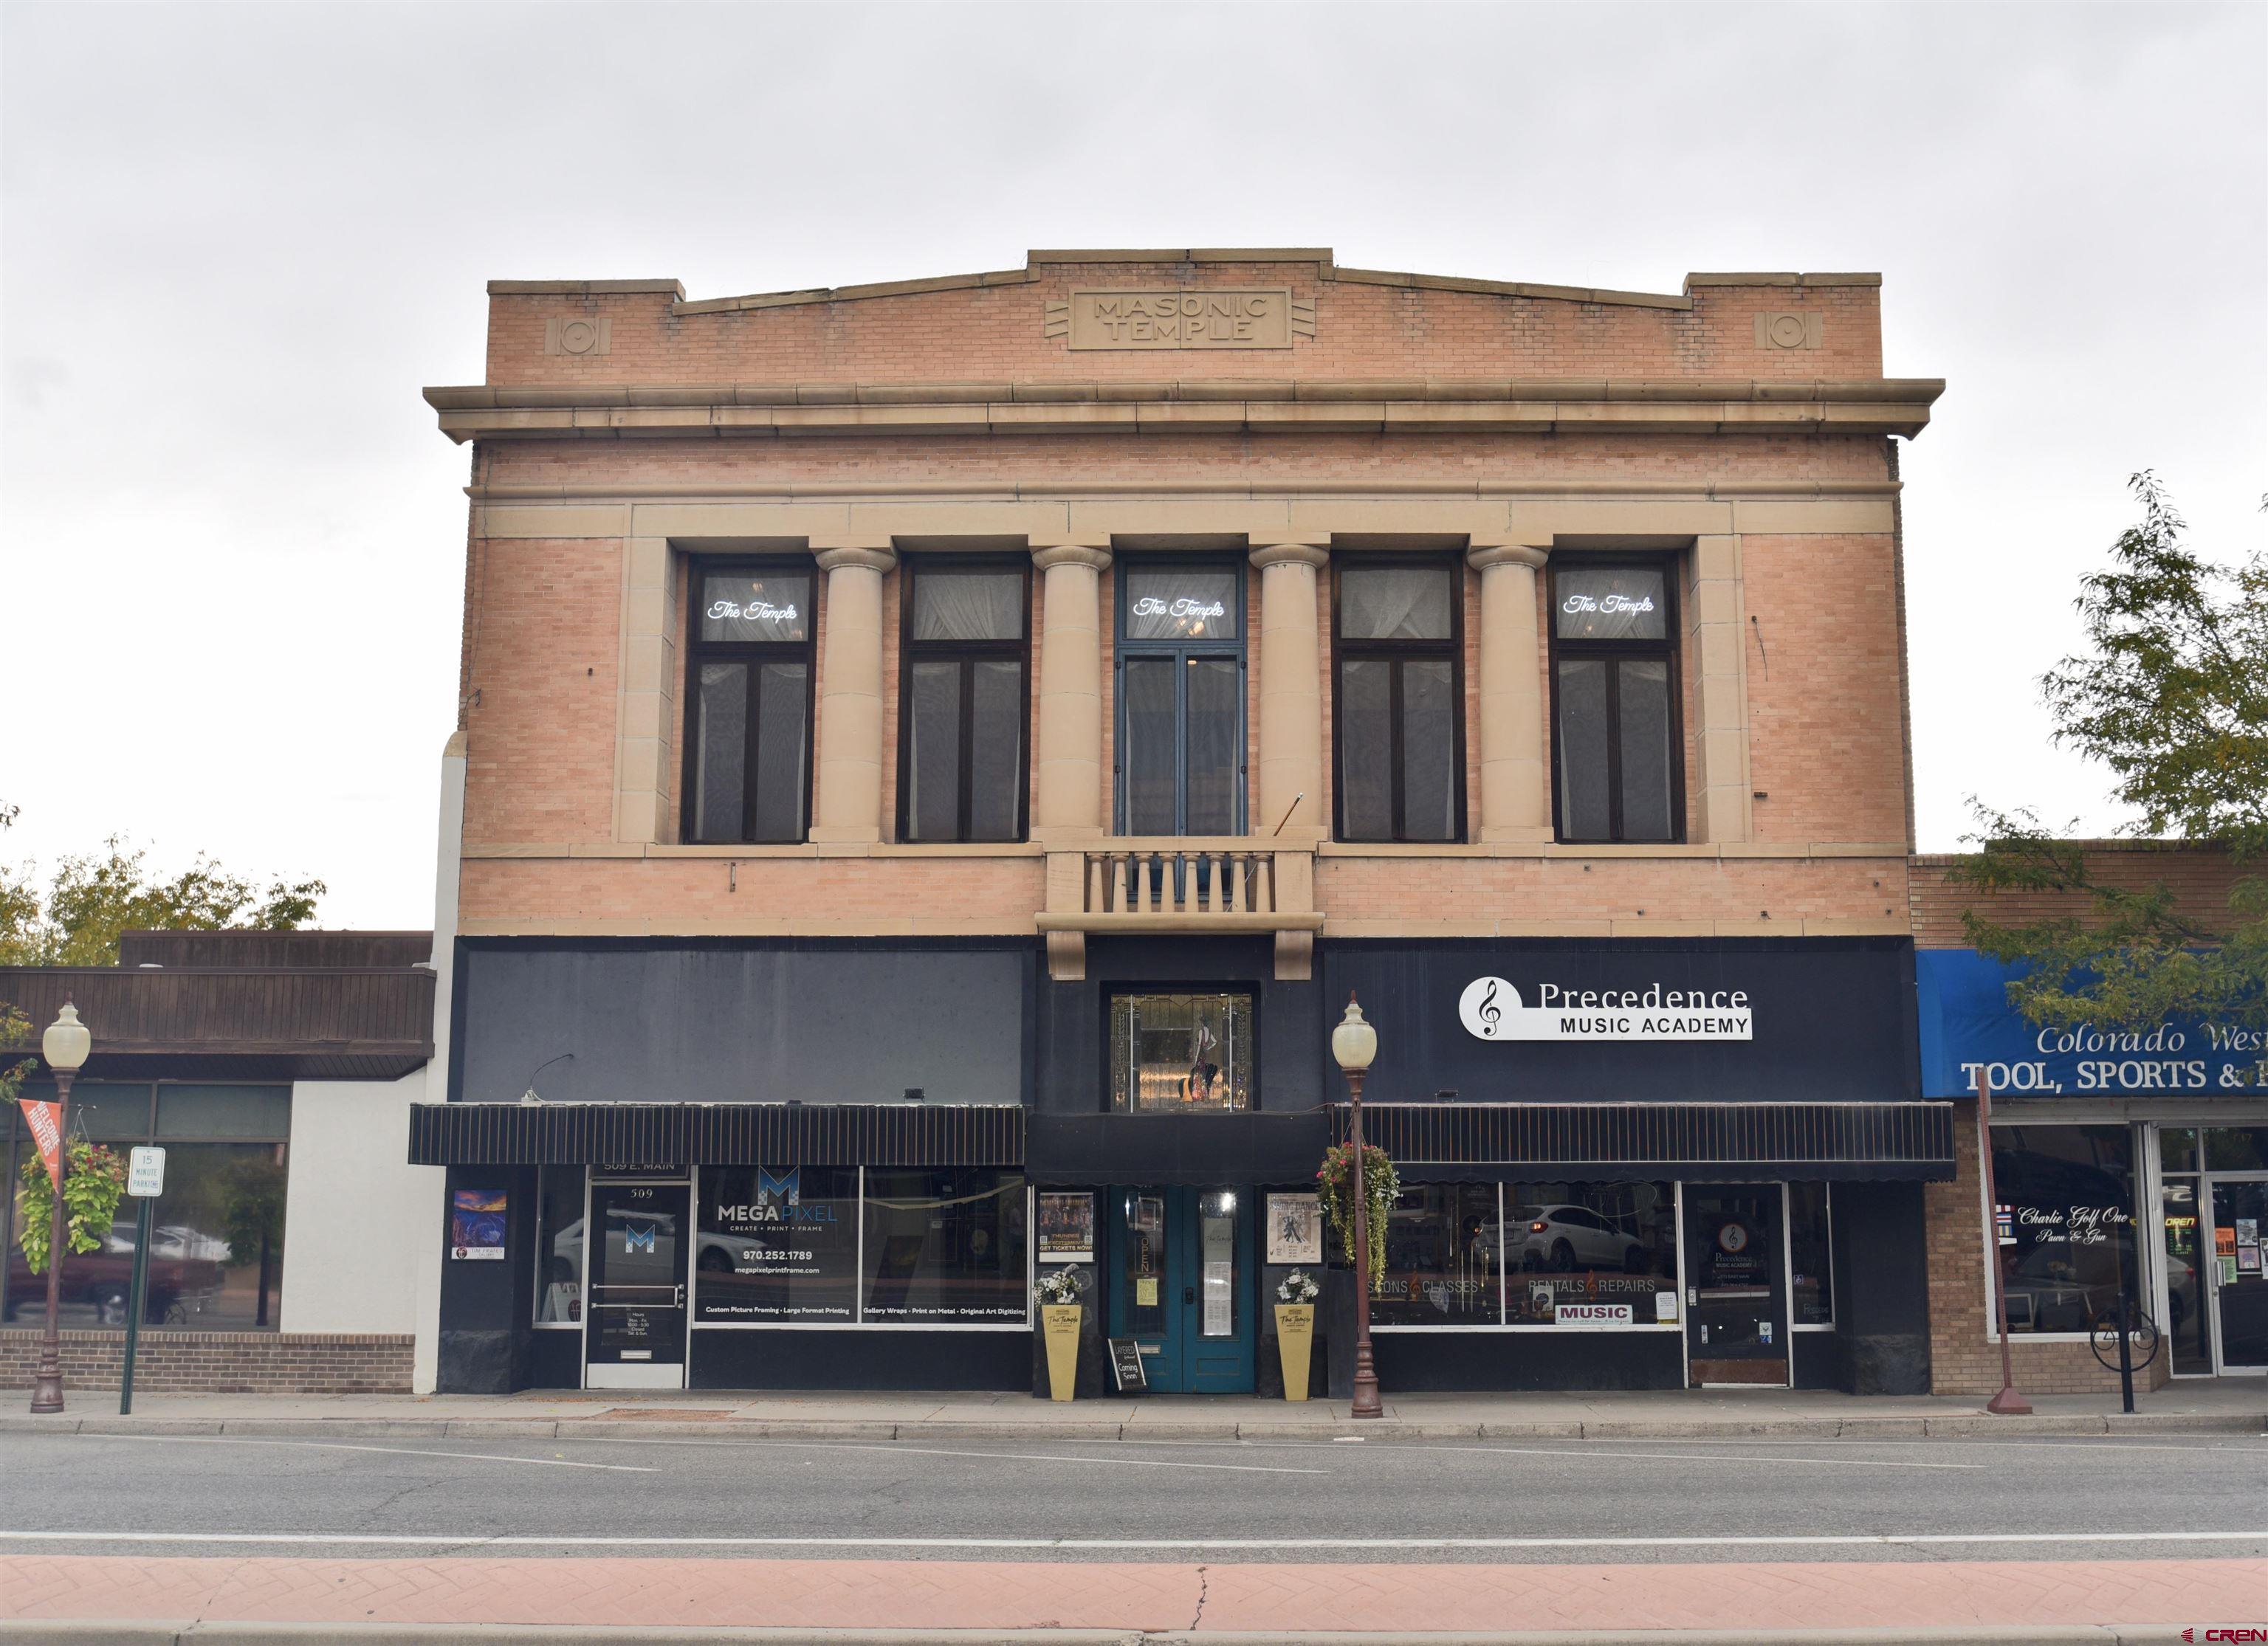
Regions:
[[280, 1071, 443, 1335]]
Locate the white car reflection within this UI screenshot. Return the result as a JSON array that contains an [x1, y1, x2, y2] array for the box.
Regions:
[[1480, 1205, 1652, 1273]]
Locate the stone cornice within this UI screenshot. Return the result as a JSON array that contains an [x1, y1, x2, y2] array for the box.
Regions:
[[560, 254, 1891, 318], [474, 478, 1898, 500], [425, 378, 1942, 444]]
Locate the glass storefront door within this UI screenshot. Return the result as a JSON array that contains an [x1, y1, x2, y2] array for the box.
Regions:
[[2206, 1177, 2268, 1373], [1681, 1185, 1790, 1386], [585, 1180, 690, 1388], [1108, 1185, 1254, 1393]]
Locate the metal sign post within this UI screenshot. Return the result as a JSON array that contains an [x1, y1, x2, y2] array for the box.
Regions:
[[120, 1146, 165, 1416], [1973, 1067, 2032, 1416]]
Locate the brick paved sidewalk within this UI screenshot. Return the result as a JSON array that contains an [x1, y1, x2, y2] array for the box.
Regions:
[[4, 1554, 2264, 1634]]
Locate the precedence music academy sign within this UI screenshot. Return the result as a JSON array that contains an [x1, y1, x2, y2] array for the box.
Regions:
[[1459, 976, 1754, 1042]]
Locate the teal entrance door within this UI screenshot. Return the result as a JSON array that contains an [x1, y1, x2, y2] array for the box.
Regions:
[[1108, 1186, 1255, 1393]]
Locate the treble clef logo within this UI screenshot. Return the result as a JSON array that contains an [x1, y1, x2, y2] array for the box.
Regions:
[[1479, 979, 1502, 1037]]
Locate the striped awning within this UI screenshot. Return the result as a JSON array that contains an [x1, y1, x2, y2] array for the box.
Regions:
[[406, 1101, 1023, 1168], [1333, 1102, 1956, 1182]]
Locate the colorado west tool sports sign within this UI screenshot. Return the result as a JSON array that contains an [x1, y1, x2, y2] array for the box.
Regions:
[[1458, 977, 1753, 1042]]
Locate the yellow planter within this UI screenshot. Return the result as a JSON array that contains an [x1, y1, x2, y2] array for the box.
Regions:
[[1041, 1304, 1082, 1402], [1274, 1303, 1315, 1401]]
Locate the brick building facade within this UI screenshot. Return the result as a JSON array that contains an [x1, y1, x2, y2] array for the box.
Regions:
[[4, 931, 439, 1399], [1910, 844, 2267, 1393], [410, 249, 1959, 1398]]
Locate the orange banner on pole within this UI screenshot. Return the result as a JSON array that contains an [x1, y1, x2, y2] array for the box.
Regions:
[[18, 1100, 62, 1188]]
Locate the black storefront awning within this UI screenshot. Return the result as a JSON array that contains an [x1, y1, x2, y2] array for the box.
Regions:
[[1026, 1112, 1330, 1187], [1335, 1101, 1956, 1182], [406, 1101, 1023, 1168]]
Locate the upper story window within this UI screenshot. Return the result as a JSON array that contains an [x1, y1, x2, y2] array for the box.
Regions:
[[1550, 562, 1681, 843], [898, 560, 1029, 842], [1109, 991, 1254, 1112], [1116, 562, 1245, 836], [1333, 561, 1463, 842], [685, 565, 814, 844]]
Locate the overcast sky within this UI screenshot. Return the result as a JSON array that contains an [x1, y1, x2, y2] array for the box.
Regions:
[[4, 2, 2261, 930]]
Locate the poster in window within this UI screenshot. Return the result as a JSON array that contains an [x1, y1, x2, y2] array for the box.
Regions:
[[1039, 1192, 1096, 1261], [1267, 1194, 1323, 1264], [696, 1166, 858, 1321], [450, 1188, 507, 1260], [2239, 1244, 2264, 1275]]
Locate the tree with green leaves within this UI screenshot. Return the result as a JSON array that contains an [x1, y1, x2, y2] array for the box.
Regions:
[[1953, 473, 2267, 1033], [0, 835, 324, 968], [0, 804, 30, 1106]]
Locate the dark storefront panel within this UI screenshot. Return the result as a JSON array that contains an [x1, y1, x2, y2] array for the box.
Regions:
[[1028, 1112, 1325, 1185], [526, 1326, 581, 1389], [1364, 1320, 1687, 1392], [435, 935, 1937, 1395], [1322, 939, 1920, 1106], [691, 1327, 1030, 1391], [453, 940, 1033, 1109]]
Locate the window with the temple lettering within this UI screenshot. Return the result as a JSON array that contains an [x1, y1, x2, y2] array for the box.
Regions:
[[1549, 562, 1683, 844], [1333, 560, 1464, 842], [684, 565, 814, 844], [897, 560, 1031, 842], [1116, 561, 1245, 836]]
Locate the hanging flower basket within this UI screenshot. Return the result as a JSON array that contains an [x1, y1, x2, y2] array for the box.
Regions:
[[16, 1138, 127, 1275], [1317, 1142, 1399, 1295]]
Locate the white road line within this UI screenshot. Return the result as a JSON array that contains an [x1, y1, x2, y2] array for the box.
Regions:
[[0, 1530, 2261, 1551], [1054, 1437, 1979, 1470], [553, 1436, 1326, 1475], [64, 1434, 658, 1473], [1328, 1442, 1984, 1470]]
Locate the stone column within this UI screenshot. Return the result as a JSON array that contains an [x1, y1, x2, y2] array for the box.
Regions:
[[1688, 534, 1753, 844], [1468, 543, 1553, 841], [1248, 543, 1330, 841], [810, 543, 897, 844], [1031, 544, 1112, 837]]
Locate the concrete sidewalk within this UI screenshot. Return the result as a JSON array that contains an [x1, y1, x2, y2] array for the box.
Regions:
[[1, 1381, 2261, 1442]]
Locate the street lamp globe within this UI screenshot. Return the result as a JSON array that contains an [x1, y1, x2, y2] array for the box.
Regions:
[[1331, 994, 1377, 1073], [42, 1002, 91, 1072]]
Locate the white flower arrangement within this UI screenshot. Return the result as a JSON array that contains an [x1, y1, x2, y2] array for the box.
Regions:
[[1276, 1268, 1320, 1304], [1036, 1267, 1084, 1306]]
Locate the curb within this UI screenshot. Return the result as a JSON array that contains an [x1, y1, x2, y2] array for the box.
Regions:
[[0, 1620, 2209, 1644], [2, 1413, 2260, 1443]]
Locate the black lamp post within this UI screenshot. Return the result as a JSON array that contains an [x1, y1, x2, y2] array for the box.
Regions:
[[1332, 993, 1383, 1420], [31, 1001, 92, 1415]]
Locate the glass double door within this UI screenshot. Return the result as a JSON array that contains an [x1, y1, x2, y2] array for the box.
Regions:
[[584, 1180, 690, 1389], [1108, 1186, 1255, 1393], [1681, 1185, 1790, 1386]]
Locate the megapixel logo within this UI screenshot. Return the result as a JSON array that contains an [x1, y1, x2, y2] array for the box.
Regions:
[[757, 1167, 800, 1211], [716, 1167, 839, 1227], [623, 1223, 656, 1254]]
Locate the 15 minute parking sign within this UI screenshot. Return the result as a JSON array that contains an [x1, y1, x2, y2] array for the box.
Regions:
[[127, 1146, 166, 1198]]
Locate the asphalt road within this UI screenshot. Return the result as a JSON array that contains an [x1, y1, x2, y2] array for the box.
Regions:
[[1, 1429, 2264, 1565]]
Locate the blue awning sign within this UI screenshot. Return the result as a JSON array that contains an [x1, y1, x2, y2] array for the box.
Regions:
[[1916, 949, 2268, 1099]]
